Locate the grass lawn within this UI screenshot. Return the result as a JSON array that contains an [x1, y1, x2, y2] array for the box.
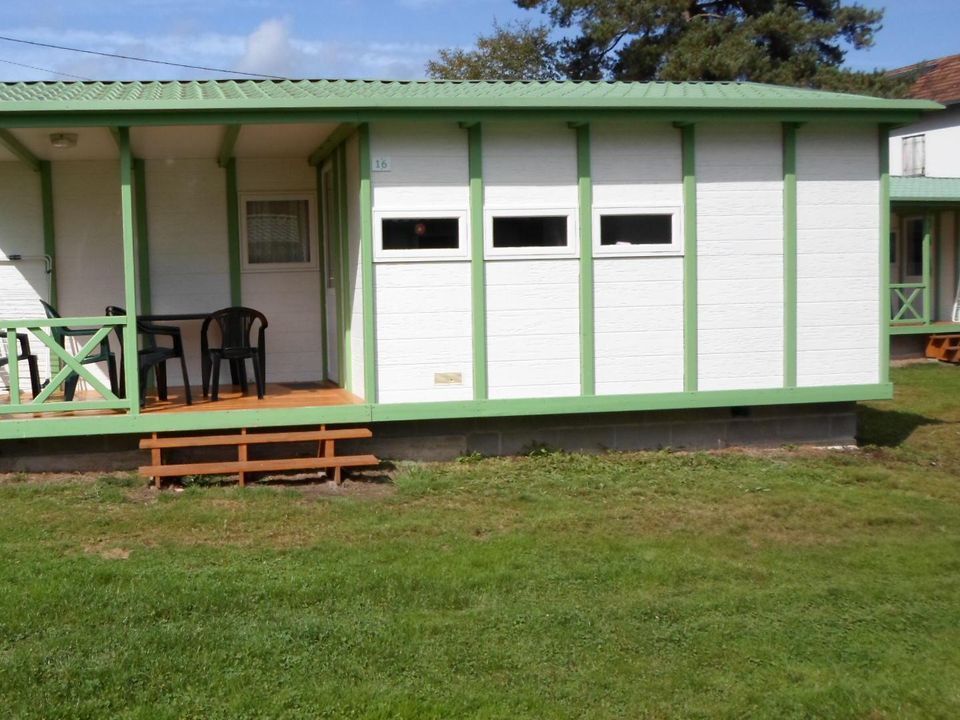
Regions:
[[1, 364, 959, 719]]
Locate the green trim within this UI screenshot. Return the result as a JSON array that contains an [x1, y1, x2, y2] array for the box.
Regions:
[[308, 123, 358, 166], [0, 129, 40, 172], [889, 322, 960, 336], [0, 109, 933, 131], [955, 210, 959, 313], [337, 144, 352, 394], [358, 123, 377, 403], [782, 123, 798, 388], [879, 127, 891, 383], [0, 383, 893, 441], [466, 123, 488, 400], [38, 160, 57, 307], [133, 159, 151, 314], [680, 123, 698, 392], [315, 163, 328, 381], [575, 123, 595, 395], [324, 160, 346, 388], [217, 124, 241, 168], [117, 128, 141, 415], [225, 157, 242, 305], [923, 213, 933, 323]]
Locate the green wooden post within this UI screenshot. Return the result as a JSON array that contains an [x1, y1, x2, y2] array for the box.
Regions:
[[225, 158, 242, 306], [39, 161, 57, 308], [466, 123, 488, 400], [315, 163, 328, 381], [118, 128, 140, 415], [878, 127, 891, 383], [782, 123, 799, 388], [358, 124, 377, 403], [133, 159, 151, 315], [679, 124, 699, 392], [574, 123, 595, 396], [336, 144, 352, 393], [923, 213, 932, 324]]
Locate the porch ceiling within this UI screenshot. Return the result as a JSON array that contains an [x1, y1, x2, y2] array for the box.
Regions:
[[0, 123, 340, 163]]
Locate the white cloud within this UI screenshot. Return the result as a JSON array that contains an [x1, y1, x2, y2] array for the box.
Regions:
[[237, 18, 297, 77]]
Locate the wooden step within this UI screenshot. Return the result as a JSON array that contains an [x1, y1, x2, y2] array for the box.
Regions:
[[926, 334, 960, 363], [140, 454, 379, 479], [140, 427, 372, 450]]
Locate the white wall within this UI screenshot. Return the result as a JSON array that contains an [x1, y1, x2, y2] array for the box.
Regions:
[[797, 124, 880, 386], [145, 158, 230, 386], [484, 122, 580, 399], [890, 105, 960, 177], [237, 158, 323, 384], [370, 123, 473, 404], [696, 124, 785, 390], [0, 163, 49, 394], [592, 122, 684, 394]]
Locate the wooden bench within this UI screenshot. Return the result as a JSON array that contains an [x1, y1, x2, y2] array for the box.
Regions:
[[925, 334, 960, 363], [139, 426, 378, 488]]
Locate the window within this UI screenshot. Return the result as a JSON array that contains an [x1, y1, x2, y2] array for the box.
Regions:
[[905, 217, 925, 277], [374, 210, 468, 261], [592, 207, 682, 256], [484, 210, 577, 258], [902, 134, 925, 177], [241, 193, 317, 270]]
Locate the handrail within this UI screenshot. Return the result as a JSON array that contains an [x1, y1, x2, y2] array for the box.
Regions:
[[0, 316, 126, 329]]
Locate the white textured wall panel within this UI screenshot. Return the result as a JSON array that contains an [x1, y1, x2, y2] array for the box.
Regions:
[[371, 123, 469, 211], [375, 262, 473, 403], [0, 162, 49, 394], [594, 257, 684, 394], [484, 123, 577, 209], [486, 259, 580, 398], [797, 124, 880, 386], [696, 124, 784, 390], [592, 122, 683, 207]]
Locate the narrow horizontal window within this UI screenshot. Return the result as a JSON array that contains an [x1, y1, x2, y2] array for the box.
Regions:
[[492, 216, 568, 248], [600, 214, 673, 247], [382, 217, 460, 251]]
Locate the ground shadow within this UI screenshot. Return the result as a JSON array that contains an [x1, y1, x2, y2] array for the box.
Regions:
[[856, 405, 945, 447]]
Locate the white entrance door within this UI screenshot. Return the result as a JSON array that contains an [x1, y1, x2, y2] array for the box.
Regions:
[[321, 165, 340, 384]]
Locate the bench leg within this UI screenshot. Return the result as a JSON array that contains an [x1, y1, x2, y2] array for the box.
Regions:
[[151, 433, 161, 489], [238, 428, 247, 487]]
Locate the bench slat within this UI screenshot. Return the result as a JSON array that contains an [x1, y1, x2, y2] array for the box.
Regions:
[[140, 428, 372, 450], [139, 454, 379, 478]]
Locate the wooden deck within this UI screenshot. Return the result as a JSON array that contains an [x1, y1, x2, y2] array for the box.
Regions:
[[1, 382, 363, 419]]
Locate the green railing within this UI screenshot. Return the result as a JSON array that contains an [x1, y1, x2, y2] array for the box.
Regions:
[[890, 283, 928, 325], [0, 316, 132, 415]]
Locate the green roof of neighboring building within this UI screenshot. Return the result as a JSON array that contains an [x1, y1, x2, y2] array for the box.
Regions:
[[0, 79, 942, 114], [891, 176, 960, 202]]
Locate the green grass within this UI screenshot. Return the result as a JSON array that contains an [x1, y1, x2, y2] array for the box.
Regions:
[[1, 364, 960, 718]]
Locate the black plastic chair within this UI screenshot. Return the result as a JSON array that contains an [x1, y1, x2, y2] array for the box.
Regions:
[[105, 306, 192, 406], [40, 300, 118, 401], [201, 307, 268, 401], [0, 332, 42, 399]]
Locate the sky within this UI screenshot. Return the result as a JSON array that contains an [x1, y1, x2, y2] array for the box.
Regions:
[[0, 0, 955, 82]]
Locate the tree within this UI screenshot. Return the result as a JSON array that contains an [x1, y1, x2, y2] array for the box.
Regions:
[[425, 21, 560, 81], [427, 1, 909, 97]]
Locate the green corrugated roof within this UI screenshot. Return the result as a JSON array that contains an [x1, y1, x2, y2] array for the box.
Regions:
[[891, 176, 960, 202], [0, 79, 941, 113]]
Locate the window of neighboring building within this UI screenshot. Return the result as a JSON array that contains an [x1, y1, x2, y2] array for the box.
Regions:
[[592, 207, 683, 256], [241, 193, 317, 270], [902, 134, 925, 177], [374, 210, 468, 261], [484, 210, 577, 258]]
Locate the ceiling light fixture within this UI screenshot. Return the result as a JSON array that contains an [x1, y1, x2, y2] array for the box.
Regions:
[[49, 132, 78, 149]]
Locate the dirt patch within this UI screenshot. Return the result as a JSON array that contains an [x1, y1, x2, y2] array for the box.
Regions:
[[83, 544, 131, 560]]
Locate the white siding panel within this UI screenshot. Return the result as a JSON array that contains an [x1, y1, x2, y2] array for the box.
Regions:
[[696, 124, 784, 391], [594, 257, 683, 394], [146, 159, 230, 386], [371, 123, 469, 212], [375, 261, 473, 404], [484, 123, 577, 209], [346, 134, 365, 398], [486, 259, 579, 398], [0, 162, 49, 393], [797, 125, 880, 386], [591, 122, 682, 207]]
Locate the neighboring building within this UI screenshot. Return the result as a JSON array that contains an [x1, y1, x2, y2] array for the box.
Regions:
[[888, 54, 960, 354], [0, 81, 938, 462]]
